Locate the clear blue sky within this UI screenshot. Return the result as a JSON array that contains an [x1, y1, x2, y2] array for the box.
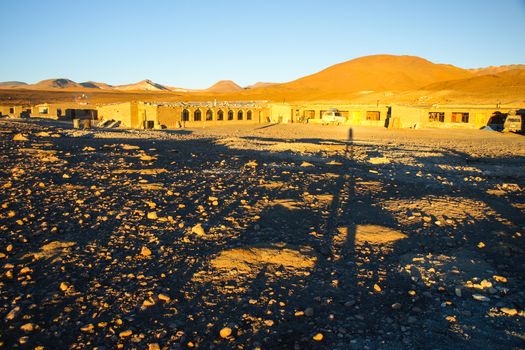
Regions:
[[1, 0, 524, 88]]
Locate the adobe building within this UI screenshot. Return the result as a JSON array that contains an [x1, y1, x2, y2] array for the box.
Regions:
[[97, 101, 270, 129], [268, 103, 390, 127], [30, 103, 98, 120], [0, 105, 32, 118], [389, 105, 515, 129]]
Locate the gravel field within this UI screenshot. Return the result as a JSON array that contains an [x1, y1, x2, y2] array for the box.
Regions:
[[0, 119, 524, 349]]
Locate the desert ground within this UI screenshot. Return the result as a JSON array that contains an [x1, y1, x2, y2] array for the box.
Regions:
[[0, 119, 524, 349]]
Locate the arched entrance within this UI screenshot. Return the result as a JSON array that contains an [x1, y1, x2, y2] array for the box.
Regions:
[[182, 109, 190, 121], [247, 110, 252, 120], [228, 110, 234, 120], [194, 109, 202, 121], [206, 109, 213, 121], [217, 110, 224, 121], [237, 110, 243, 120]]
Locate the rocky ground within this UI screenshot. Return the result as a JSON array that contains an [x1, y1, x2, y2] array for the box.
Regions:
[[0, 119, 524, 350]]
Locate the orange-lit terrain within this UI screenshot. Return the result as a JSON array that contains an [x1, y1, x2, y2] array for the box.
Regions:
[[1, 55, 525, 106]]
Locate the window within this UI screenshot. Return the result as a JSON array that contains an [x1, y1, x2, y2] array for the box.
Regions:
[[57, 108, 62, 117], [9, 108, 14, 114], [428, 112, 445, 122], [38, 107, 49, 114], [247, 110, 252, 120], [451, 112, 469, 123], [217, 110, 224, 121], [228, 110, 234, 120], [366, 111, 380, 121], [182, 109, 189, 121], [194, 109, 202, 121], [206, 109, 213, 121], [303, 110, 315, 119], [237, 111, 243, 120]]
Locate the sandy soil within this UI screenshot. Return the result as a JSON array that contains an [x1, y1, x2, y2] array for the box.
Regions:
[[0, 119, 524, 349]]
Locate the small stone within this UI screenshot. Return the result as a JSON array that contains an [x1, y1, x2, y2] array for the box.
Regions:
[[147, 212, 158, 220], [20, 323, 34, 332], [300, 161, 314, 167], [493, 275, 508, 283], [148, 344, 161, 350], [119, 330, 133, 338], [264, 320, 274, 327], [373, 284, 382, 292], [472, 294, 490, 302], [501, 307, 518, 316], [455, 287, 462, 297], [19, 267, 31, 274], [477, 242, 485, 249], [391, 303, 402, 310], [344, 300, 356, 307], [312, 333, 324, 341], [143, 299, 155, 307], [140, 246, 152, 257], [13, 134, 28, 141], [140, 155, 156, 162], [5, 306, 20, 320], [191, 223, 205, 236], [158, 294, 171, 302], [219, 327, 232, 338], [304, 307, 314, 317], [83, 146, 96, 152], [59, 282, 70, 292], [81, 324, 95, 332]]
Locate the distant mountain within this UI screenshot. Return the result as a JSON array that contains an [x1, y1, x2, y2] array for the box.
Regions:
[[281, 55, 472, 94], [80, 81, 114, 89], [422, 69, 525, 94], [469, 64, 525, 76], [245, 82, 277, 89], [114, 79, 170, 91], [32, 78, 83, 89], [206, 80, 243, 93], [0, 81, 28, 88]]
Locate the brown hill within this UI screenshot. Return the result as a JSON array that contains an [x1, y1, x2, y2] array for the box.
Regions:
[[0, 81, 28, 88], [245, 82, 277, 89], [206, 80, 243, 93], [114, 80, 170, 91], [280, 55, 472, 96], [422, 69, 525, 93], [469, 64, 525, 76], [31, 78, 84, 89], [80, 81, 114, 89]]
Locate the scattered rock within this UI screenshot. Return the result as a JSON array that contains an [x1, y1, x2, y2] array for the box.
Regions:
[[391, 303, 402, 310], [158, 293, 171, 302], [501, 307, 518, 316], [119, 329, 133, 338], [140, 246, 152, 257], [13, 133, 28, 141], [59, 282, 70, 292], [191, 223, 206, 236], [220, 327, 232, 338], [472, 294, 490, 302], [312, 333, 324, 341], [304, 307, 314, 317], [147, 212, 158, 220], [20, 323, 34, 332]]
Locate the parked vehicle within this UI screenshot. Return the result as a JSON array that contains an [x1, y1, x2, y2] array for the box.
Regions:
[[321, 108, 345, 125]]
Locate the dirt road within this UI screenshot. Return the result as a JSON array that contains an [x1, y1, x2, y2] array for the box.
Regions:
[[0, 120, 524, 349]]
